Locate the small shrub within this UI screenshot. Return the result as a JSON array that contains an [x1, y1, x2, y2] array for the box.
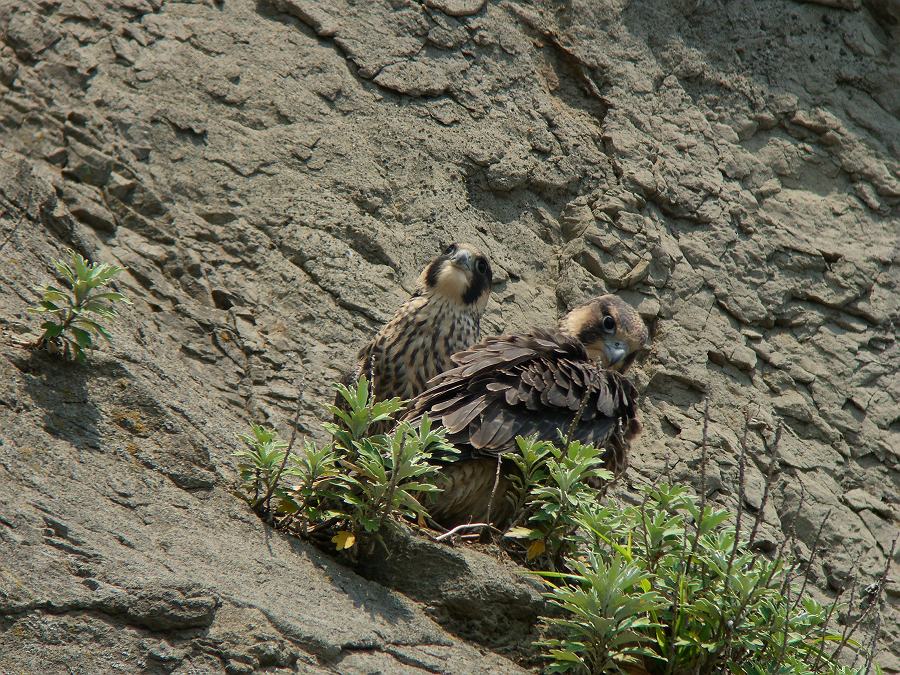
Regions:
[[539, 553, 664, 673], [279, 440, 346, 537], [28, 249, 130, 362], [234, 377, 456, 552], [497, 408, 881, 673], [503, 435, 613, 568], [326, 414, 453, 541], [537, 483, 874, 674]]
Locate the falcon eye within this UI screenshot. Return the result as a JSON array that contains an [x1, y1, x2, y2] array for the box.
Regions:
[[444, 244, 458, 256], [475, 258, 487, 275], [602, 315, 616, 333]]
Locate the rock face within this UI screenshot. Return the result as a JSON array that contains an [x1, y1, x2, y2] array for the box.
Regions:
[[0, 0, 897, 672]]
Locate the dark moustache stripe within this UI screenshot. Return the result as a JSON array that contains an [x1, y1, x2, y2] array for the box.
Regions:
[[425, 258, 443, 288], [462, 259, 492, 305]]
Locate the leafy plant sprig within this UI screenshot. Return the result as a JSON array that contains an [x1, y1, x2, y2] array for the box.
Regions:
[[325, 382, 457, 551], [504, 434, 613, 567], [29, 249, 130, 362], [538, 553, 664, 674], [328, 376, 404, 444], [235, 377, 457, 553], [234, 424, 290, 512], [279, 441, 346, 536]]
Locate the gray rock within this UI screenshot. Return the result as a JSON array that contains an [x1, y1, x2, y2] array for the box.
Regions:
[[843, 488, 894, 519], [358, 527, 547, 649], [857, 509, 898, 558], [424, 0, 487, 17], [795, 0, 861, 10], [1, 0, 897, 668]]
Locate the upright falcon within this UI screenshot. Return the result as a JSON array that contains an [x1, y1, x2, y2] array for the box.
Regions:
[[338, 242, 493, 410], [402, 294, 649, 529]]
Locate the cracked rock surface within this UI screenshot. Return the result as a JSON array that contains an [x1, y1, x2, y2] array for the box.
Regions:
[[0, 0, 897, 671]]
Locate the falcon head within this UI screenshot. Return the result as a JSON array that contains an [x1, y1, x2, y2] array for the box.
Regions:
[[418, 242, 493, 314], [559, 295, 649, 372]]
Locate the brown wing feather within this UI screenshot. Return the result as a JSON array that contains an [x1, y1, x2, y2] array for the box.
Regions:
[[441, 395, 489, 434], [404, 329, 639, 475]]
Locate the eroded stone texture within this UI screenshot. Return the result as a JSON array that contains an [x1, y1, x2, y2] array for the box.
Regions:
[[0, 0, 897, 671]]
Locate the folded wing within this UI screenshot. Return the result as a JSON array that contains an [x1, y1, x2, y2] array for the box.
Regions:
[[403, 328, 639, 472]]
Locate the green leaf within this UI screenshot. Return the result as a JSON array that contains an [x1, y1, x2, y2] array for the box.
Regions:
[[69, 327, 93, 349], [89, 291, 131, 304], [41, 322, 64, 338], [75, 318, 113, 341], [80, 300, 118, 318], [91, 264, 125, 287], [54, 260, 76, 284], [41, 287, 71, 303], [70, 250, 90, 282]]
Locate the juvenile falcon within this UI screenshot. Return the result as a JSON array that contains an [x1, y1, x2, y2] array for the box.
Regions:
[[337, 242, 493, 412], [403, 294, 649, 529]]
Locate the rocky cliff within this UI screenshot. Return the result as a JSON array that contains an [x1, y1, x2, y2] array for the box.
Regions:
[[0, 0, 897, 672]]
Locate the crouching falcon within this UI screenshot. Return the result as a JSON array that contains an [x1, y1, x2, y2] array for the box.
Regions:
[[336, 243, 493, 412], [402, 294, 649, 529]]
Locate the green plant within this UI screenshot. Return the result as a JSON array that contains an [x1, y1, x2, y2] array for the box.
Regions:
[[234, 423, 290, 512], [234, 377, 456, 552], [279, 441, 346, 536], [500, 408, 881, 673], [539, 553, 664, 674], [505, 434, 554, 522], [332, 415, 453, 544], [537, 483, 875, 674], [327, 376, 405, 444], [504, 435, 613, 567], [324, 379, 456, 549], [29, 249, 130, 362]]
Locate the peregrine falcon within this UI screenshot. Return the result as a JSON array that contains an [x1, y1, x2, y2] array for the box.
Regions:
[[402, 294, 649, 529], [337, 242, 493, 413]]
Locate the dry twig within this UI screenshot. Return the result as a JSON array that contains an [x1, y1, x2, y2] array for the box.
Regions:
[[433, 523, 492, 542]]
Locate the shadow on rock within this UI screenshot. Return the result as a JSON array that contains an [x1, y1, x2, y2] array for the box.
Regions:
[[356, 527, 549, 655], [14, 350, 108, 449], [282, 533, 425, 631]]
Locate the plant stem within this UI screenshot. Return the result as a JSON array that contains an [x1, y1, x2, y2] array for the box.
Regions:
[[261, 369, 305, 517], [378, 434, 405, 532], [748, 424, 781, 547], [686, 399, 711, 572], [790, 510, 829, 615], [484, 453, 503, 536], [811, 583, 845, 672], [433, 523, 492, 541], [831, 538, 895, 664]]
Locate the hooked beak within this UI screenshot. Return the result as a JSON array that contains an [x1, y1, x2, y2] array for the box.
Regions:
[[604, 340, 628, 369], [450, 249, 472, 271]]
